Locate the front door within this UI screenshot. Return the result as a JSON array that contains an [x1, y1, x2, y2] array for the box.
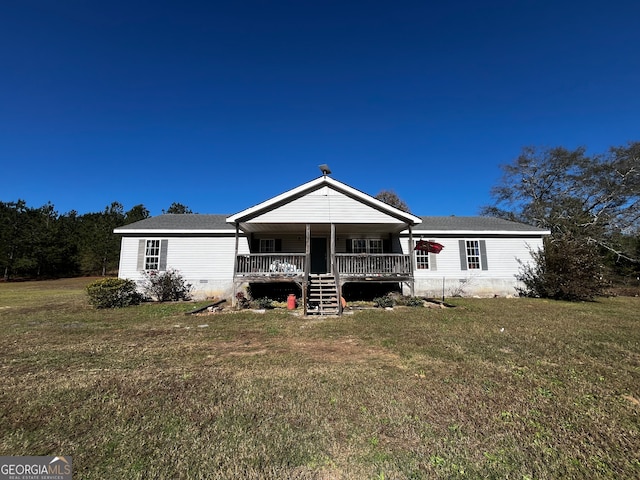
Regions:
[[310, 237, 328, 274]]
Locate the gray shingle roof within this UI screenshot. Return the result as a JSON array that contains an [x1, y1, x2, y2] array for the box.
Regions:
[[116, 213, 545, 233], [115, 214, 233, 230], [416, 216, 545, 232]]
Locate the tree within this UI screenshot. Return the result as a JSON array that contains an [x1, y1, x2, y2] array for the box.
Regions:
[[483, 143, 639, 259], [79, 202, 126, 276], [0, 200, 29, 280], [125, 204, 150, 224], [483, 142, 640, 298], [375, 190, 410, 212], [163, 202, 194, 214], [0, 201, 82, 280], [0, 200, 146, 280], [55, 210, 81, 276], [29, 202, 60, 277]]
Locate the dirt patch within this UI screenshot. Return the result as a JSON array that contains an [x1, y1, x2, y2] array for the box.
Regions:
[[288, 337, 402, 365], [210, 334, 403, 368]]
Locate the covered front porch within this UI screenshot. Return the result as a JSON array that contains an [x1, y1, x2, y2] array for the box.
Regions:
[[226, 174, 423, 315], [231, 223, 416, 315]]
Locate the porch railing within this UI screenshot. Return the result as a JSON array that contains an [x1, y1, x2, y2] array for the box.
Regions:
[[336, 254, 412, 277], [235, 254, 305, 277], [235, 253, 412, 278]]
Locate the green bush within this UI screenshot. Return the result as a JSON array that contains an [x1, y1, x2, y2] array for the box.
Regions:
[[142, 269, 193, 302], [251, 297, 274, 309], [394, 295, 425, 307], [86, 277, 144, 309], [373, 295, 395, 308], [516, 235, 608, 301], [403, 296, 425, 307]]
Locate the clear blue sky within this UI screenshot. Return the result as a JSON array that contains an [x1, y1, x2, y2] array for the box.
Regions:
[[1, 0, 638, 217]]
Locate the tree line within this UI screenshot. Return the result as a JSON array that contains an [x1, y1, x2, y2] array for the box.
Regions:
[[0, 201, 193, 280]]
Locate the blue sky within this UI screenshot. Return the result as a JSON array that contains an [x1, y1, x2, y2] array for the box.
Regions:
[[1, 0, 638, 217]]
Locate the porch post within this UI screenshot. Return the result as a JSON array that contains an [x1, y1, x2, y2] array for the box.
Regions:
[[330, 223, 336, 275], [331, 223, 342, 315], [232, 222, 240, 307], [408, 224, 415, 296], [303, 224, 310, 314]]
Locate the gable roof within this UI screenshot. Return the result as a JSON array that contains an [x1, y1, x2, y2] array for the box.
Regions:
[[226, 175, 423, 226]]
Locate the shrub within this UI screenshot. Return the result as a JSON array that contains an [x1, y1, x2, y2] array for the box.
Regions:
[[516, 235, 608, 301], [235, 292, 251, 309], [373, 295, 395, 308], [86, 277, 144, 309], [251, 297, 274, 309], [142, 269, 193, 302], [403, 296, 425, 307], [393, 295, 424, 307]]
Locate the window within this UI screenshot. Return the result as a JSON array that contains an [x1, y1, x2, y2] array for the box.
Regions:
[[369, 239, 383, 254], [145, 240, 160, 270], [458, 240, 488, 271], [259, 239, 275, 253], [251, 238, 281, 253], [415, 245, 429, 270], [137, 239, 167, 272], [465, 240, 481, 269], [352, 239, 367, 253], [351, 239, 383, 254]]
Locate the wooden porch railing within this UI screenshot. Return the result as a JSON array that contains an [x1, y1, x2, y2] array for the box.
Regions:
[[235, 254, 305, 277], [336, 254, 412, 277], [235, 253, 412, 278]]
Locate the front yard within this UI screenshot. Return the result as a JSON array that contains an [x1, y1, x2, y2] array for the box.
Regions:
[[1, 278, 638, 478]]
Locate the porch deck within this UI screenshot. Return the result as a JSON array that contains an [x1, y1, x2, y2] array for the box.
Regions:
[[234, 253, 413, 281], [336, 253, 412, 280], [234, 254, 306, 282]]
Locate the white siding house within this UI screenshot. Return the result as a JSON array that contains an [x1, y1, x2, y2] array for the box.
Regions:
[[115, 175, 549, 314], [403, 217, 545, 298], [117, 228, 247, 298]]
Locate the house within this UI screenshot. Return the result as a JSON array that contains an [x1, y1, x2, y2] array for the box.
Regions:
[[114, 174, 549, 314]]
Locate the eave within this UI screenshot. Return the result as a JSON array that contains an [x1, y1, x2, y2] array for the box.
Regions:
[[113, 228, 235, 235], [406, 229, 551, 236]]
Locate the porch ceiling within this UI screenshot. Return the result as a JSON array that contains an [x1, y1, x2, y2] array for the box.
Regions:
[[236, 222, 411, 234]]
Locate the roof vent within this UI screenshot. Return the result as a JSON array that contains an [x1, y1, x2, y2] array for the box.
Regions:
[[318, 164, 332, 176]]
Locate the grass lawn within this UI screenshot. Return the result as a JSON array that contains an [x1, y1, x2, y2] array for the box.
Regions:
[[1, 278, 639, 479]]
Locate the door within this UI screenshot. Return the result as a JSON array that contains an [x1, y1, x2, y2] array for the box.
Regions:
[[310, 237, 328, 274]]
